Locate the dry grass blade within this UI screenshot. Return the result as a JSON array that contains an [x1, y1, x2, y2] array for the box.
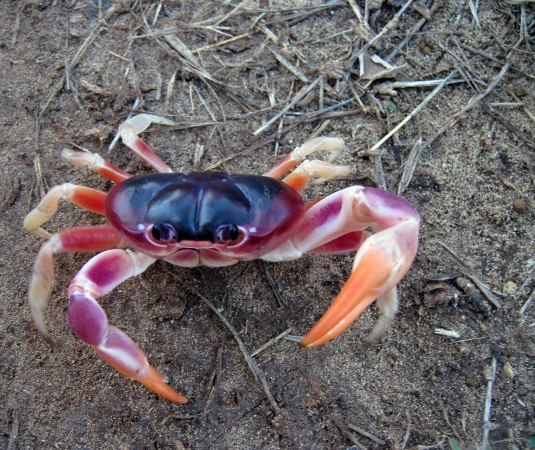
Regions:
[[192, 33, 250, 54], [259, 260, 286, 307], [385, 0, 444, 61], [164, 35, 221, 83], [7, 410, 18, 450], [482, 356, 497, 449], [467, 0, 481, 28], [398, 138, 422, 195], [267, 47, 309, 83], [418, 40, 520, 156], [438, 242, 502, 309], [253, 76, 321, 135], [40, 6, 116, 117], [347, 423, 386, 445], [368, 71, 457, 155], [251, 328, 293, 357], [11, 1, 27, 48], [484, 103, 535, 149], [190, 287, 282, 415], [350, 0, 415, 64], [519, 289, 535, 314]]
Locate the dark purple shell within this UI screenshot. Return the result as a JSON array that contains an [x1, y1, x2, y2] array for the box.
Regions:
[[105, 172, 305, 260]]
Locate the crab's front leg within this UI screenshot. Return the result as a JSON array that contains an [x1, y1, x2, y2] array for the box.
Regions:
[[263, 186, 420, 347], [67, 249, 187, 403]]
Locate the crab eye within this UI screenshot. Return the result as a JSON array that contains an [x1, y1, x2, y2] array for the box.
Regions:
[[151, 223, 177, 243], [215, 224, 241, 244]]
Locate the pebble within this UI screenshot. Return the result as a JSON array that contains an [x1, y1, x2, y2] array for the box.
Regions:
[[502, 281, 517, 294], [513, 199, 526, 213], [503, 362, 514, 379], [466, 377, 477, 387]]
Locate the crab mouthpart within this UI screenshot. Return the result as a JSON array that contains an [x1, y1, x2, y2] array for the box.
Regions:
[[177, 239, 215, 249]]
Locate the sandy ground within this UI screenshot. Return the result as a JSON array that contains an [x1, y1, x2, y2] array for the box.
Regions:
[[1, 1, 534, 449]]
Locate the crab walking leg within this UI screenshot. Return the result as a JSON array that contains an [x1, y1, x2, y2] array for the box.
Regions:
[[365, 287, 399, 347], [282, 159, 351, 191], [62, 149, 132, 184], [118, 114, 177, 173], [262, 186, 420, 347], [29, 226, 125, 342], [23, 184, 107, 237], [264, 137, 346, 179], [67, 249, 187, 403]]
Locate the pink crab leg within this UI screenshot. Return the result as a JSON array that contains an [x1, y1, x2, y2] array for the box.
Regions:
[[62, 149, 132, 183], [67, 249, 187, 403], [264, 137, 346, 179], [262, 186, 419, 347], [28, 226, 125, 342], [118, 114, 177, 173], [23, 184, 107, 237]]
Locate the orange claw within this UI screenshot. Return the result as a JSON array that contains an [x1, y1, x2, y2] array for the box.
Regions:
[[300, 246, 395, 348], [135, 366, 188, 403]]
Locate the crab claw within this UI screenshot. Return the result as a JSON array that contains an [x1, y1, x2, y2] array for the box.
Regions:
[[300, 187, 420, 348]]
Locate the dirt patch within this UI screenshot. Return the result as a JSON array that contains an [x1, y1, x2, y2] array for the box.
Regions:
[[1, 1, 534, 449]]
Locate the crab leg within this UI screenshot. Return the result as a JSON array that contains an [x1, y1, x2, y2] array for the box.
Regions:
[[62, 149, 132, 183], [264, 137, 345, 179], [24, 183, 107, 238], [67, 249, 187, 403], [29, 226, 125, 342], [118, 114, 176, 173], [262, 186, 420, 347]]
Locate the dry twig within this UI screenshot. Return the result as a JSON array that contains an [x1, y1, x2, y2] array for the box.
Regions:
[[438, 242, 502, 309], [189, 287, 282, 415]]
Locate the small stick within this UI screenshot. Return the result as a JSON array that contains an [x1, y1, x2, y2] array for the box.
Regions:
[[398, 138, 422, 195], [385, 0, 444, 62], [251, 328, 293, 357], [11, 1, 27, 48], [192, 33, 250, 54], [438, 242, 502, 309], [374, 78, 466, 96], [7, 410, 19, 450], [40, 6, 115, 117], [190, 287, 282, 415], [152, 0, 163, 26], [332, 418, 367, 449], [507, 89, 535, 123], [267, 47, 309, 83], [481, 356, 497, 450], [367, 71, 457, 155], [519, 288, 535, 314], [350, 0, 415, 64], [443, 409, 465, 448], [213, 0, 252, 27], [400, 410, 412, 450], [417, 40, 520, 155], [347, 423, 386, 445], [253, 76, 321, 135], [259, 260, 286, 307], [108, 50, 128, 62], [132, 26, 181, 39], [467, 0, 481, 28]]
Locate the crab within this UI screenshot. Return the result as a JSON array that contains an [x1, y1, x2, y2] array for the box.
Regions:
[[24, 114, 420, 403]]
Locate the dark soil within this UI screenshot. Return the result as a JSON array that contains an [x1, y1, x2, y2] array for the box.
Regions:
[[1, 1, 534, 449]]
